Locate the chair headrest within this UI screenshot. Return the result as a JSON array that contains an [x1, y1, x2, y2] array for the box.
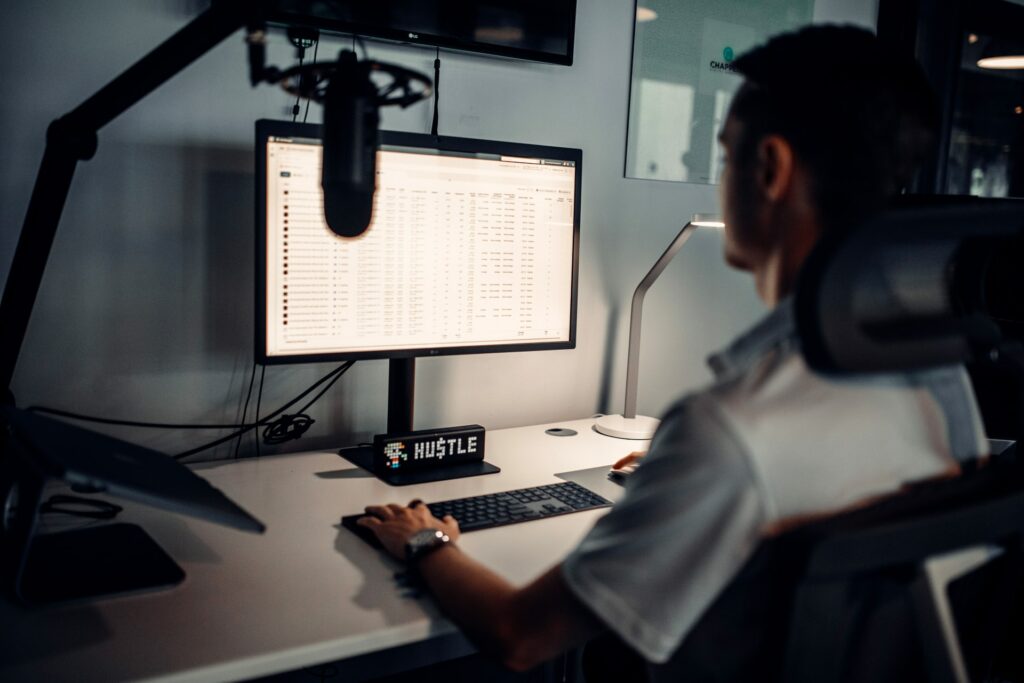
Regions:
[[794, 197, 1024, 375]]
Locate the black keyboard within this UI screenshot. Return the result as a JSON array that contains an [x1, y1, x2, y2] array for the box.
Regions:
[[341, 481, 612, 549]]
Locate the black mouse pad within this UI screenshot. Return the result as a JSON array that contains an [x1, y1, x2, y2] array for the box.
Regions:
[[554, 465, 629, 502]]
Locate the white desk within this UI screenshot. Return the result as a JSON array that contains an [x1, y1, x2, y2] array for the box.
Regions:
[[0, 418, 645, 682]]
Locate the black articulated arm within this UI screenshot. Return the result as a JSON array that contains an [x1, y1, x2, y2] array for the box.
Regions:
[[0, 0, 260, 398]]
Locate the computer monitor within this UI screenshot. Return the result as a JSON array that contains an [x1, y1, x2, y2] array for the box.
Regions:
[[255, 120, 581, 430]]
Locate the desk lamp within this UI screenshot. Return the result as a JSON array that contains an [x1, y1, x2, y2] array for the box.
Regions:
[[595, 214, 725, 440]]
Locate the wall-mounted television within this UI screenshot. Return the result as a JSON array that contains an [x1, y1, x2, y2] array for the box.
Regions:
[[267, 0, 577, 65]]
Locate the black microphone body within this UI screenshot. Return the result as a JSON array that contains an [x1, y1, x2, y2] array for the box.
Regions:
[[322, 51, 379, 238]]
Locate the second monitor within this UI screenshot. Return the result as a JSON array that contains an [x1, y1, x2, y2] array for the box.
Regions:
[[256, 120, 582, 430]]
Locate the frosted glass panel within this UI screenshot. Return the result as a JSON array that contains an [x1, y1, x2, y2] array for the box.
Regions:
[[627, 0, 814, 184]]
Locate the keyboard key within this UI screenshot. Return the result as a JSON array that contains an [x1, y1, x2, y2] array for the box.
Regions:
[[459, 519, 492, 531]]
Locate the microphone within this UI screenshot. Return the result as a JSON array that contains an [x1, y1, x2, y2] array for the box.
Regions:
[[322, 51, 379, 238]]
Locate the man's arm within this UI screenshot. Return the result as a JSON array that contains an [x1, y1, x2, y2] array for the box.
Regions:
[[357, 502, 604, 671]]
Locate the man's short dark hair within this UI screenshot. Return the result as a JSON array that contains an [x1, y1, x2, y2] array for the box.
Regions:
[[730, 25, 939, 234]]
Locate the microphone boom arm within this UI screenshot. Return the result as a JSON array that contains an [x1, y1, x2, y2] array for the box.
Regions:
[[0, 0, 430, 402], [0, 1, 251, 399]]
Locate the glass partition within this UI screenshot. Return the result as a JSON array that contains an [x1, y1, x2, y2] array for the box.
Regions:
[[626, 0, 814, 184]]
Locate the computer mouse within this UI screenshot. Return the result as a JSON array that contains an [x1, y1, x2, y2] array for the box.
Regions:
[[607, 462, 638, 484]]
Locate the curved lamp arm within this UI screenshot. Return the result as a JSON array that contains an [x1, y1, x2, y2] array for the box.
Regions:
[[597, 214, 724, 439], [623, 221, 698, 418]]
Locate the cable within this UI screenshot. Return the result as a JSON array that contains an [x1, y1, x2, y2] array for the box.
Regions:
[[261, 360, 352, 445], [431, 47, 441, 136], [255, 364, 266, 458], [174, 366, 338, 460], [28, 363, 355, 459], [26, 405, 245, 430], [291, 51, 304, 121], [173, 361, 355, 461], [262, 414, 315, 445], [284, 27, 319, 122], [295, 365, 346, 415], [27, 363, 355, 460], [235, 362, 258, 459], [303, 38, 319, 123]]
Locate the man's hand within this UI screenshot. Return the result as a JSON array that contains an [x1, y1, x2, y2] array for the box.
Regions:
[[356, 500, 461, 561], [612, 451, 646, 471], [357, 502, 603, 672]]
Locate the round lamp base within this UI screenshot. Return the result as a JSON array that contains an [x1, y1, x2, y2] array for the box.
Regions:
[[594, 414, 660, 440]]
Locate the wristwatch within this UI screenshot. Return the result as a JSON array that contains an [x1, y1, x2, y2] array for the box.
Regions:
[[405, 528, 452, 564]]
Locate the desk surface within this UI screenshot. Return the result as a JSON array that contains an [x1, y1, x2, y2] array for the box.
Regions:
[[0, 417, 644, 682]]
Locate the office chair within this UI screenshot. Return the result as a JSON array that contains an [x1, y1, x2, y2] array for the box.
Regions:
[[584, 200, 1024, 683], [631, 451, 1024, 683]]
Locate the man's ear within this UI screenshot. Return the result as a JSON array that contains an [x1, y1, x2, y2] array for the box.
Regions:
[[756, 135, 795, 203]]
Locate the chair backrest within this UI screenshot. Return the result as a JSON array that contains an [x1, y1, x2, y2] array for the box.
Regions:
[[793, 198, 1024, 444], [645, 451, 1024, 683], [794, 199, 1024, 376]]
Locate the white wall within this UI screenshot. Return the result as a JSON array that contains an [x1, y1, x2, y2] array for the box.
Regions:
[[0, 0, 876, 460]]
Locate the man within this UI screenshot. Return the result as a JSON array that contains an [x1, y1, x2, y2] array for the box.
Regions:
[[356, 25, 988, 673]]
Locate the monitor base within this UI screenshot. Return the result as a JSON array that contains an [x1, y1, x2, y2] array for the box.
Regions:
[[20, 523, 185, 605]]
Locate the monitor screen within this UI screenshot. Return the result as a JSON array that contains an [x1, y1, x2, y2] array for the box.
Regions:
[[266, 0, 577, 65], [256, 120, 581, 364]]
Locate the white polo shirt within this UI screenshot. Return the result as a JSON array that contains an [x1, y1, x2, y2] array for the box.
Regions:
[[562, 299, 988, 663]]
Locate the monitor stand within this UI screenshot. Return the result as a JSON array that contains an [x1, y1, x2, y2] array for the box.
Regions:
[[0, 437, 183, 605], [335, 358, 414, 474], [338, 357, 501, 485], [387, 358, 415, 433], [0, 405, 263, 605]]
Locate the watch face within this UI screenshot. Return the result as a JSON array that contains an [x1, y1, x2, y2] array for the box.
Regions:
[[406, 528, 449, 562], [411, 529, 440, 547]]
